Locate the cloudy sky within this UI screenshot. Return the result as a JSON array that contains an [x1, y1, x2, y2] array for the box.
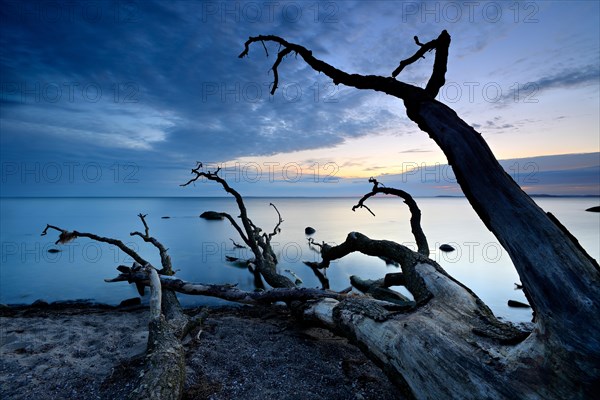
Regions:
[[1, 0, 598, 197]]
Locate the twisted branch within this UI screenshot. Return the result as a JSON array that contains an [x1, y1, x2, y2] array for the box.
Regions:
[[240, 32, 450, 100], [267, 202, 283, 240], [240, 34, 423, 101], [353, 178, 430, 257], [391, 30, 451, 97], [182, 162, 295, 288], [106, 270, 343, 305], [130, 213, 174, 275], [181, 164, 251, 247], [317, 231, 432, 305], [42, 224, 151, 267]]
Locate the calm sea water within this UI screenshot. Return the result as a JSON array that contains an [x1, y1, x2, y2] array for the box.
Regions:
[[1, 197, 598, 323]]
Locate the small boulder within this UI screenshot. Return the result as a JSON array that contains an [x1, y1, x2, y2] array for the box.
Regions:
[[508, 299, 531, 308], [439, 244, 455, 252], [585, 206, 600, 213], [119, 297, 142, 308], [305, 227, 316, 235], [200, 211, 224, 220], [31, 299, 49, 308]]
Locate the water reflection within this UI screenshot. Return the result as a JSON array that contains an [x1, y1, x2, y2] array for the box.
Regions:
[[1, 196, 597, 323]]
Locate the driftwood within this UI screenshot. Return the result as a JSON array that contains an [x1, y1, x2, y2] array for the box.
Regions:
[[353, 177, 429, 257], [238, 31, 600, 398], [106, 271, 344, 304], [43, 215, 189, 400], [125, 266, 185, 400], [181, 165, 296, 289], [40, 31, 600, 399]]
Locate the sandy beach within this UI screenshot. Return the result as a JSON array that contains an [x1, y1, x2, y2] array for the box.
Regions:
[[1, 303, 399, 399]]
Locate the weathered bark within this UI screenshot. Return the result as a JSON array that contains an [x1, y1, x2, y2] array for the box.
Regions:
[[106, 270, 343, 304], [181, 164, 296, 288], [39, 30, 600, 400], [43, 216, 189, 400], [300, 232, 542, 399], [240, 32, 600, 398], [127, 267, 185, 400], [349, 275, 413, 307]]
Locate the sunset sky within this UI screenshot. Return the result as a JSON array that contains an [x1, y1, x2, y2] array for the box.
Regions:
[[1, 0, 598, 197]]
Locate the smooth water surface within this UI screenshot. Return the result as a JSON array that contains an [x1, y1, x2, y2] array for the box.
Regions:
[[1, 196, 598, 323]]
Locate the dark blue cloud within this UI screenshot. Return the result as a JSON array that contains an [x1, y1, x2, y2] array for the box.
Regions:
[[1, 1, 598, 197], [532, 65, 600, 91], [1, 1, 404, 176], [496, 65, 600, 105]]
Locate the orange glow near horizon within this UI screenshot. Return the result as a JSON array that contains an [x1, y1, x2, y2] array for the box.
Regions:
[[233, 131, 599, 181], [233, 133, 449, 179]]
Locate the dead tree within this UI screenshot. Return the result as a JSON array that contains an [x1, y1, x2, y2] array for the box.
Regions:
[[42, 215, 188, 400], [181, 163, 296, 289], [41, 180, 340, 398], [40, 31, 599, 399], [238, 31, 600, 398]]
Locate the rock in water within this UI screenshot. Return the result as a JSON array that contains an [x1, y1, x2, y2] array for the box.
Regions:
[[585, 206, 600, 212], [200, 211, 224, 220], [439, 244, 455, 252], [305, 227, 316, 235], [508, 300, 531, 308]]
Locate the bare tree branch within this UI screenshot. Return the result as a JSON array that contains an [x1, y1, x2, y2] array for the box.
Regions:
[[353, 178, 429, 257], [230, 238, 246, 248], [182, 163, 296, 288], [130, 213, 174, 275], [266, 202, 283, 240], [43, 221, 187, 399], [270, 46, 293, 94], [181, 165, 252, 247], [219, 212, 252, 248], [106, 269, 343, 305], [303, 261, 330, 290], [391, 30, 451, 97], [42, 224, 151, 267], [240, 34, 425, 101], [318, 231, 432, 305], [240, 32, 450, 100], [146, 265, 162, 321]]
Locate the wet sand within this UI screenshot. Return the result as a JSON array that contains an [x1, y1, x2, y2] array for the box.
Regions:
[[1, 304, 399, 399]]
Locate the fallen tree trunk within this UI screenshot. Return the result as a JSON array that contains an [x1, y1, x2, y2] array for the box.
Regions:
[[39, 30, 599, 400], [127, 267, 185, 400], [405, 93, 600, 397], [301, 232, 554, 399], [181, 166, 296, 289], [43, 217, 190, 400], [239, 31, 600, 398], [106, 271, 344, 305]]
